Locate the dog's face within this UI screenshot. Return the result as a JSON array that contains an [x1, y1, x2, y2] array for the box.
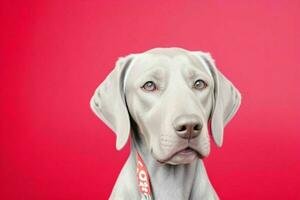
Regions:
[[125, 49, 214, 164], [90, 48, 241, 165]]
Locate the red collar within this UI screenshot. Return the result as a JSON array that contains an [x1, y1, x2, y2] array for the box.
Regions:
[[136, 151, 153, 200]]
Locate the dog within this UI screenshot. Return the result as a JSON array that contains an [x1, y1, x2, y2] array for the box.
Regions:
[[90, 47, 241, 199]]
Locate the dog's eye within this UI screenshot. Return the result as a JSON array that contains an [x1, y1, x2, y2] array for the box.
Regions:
[[141, 81, 157, 91], [194, 79, 207, 90]]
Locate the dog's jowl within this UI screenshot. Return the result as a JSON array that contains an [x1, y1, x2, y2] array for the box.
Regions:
[[90, 47, 241, 200]]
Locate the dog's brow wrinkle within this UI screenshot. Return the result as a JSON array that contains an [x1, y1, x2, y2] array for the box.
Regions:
[[149, 70, 163, 80], [138, 66, 165, 77], [187, 69, 198, 79]]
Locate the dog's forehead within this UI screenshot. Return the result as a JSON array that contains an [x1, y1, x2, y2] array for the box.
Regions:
[[144, 47, 189, 57], [137, 54, 191, 67], [131, 49, 208, 75]]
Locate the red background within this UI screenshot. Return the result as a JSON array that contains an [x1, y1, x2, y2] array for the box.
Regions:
[[1, 1, 300, 199]]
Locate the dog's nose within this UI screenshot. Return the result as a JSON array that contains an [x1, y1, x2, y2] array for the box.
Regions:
[[173, 114, 202, 139]]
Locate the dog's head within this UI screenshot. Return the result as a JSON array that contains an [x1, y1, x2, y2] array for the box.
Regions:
[[90, 48, 241, 165]]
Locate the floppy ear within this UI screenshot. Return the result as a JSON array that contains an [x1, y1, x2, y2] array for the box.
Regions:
[[193, 52, 242, 147], [90, 55, 134, 150]]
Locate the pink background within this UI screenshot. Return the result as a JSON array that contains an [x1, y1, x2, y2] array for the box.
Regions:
[[1, 1, 300, 199]]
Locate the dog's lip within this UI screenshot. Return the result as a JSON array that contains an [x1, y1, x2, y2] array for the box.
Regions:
[[154, 146, 202, 163], [177, 147, 195, 154]]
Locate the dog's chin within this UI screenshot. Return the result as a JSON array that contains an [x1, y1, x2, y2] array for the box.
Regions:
[[153, 148, 203, 165]]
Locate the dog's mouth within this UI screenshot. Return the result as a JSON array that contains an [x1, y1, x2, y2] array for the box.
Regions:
[[177, 147, 195, 154], [154, 146, 203, 164], [175, 147, 204, 159]]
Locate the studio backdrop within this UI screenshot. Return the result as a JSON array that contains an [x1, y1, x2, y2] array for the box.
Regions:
[[1, 1, 300, 199]]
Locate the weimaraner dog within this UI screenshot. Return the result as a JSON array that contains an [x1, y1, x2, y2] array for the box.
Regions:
[[90, 47, 241, 200]]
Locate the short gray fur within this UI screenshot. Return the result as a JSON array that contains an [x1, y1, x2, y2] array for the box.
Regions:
[[90, 47, 241, 200]]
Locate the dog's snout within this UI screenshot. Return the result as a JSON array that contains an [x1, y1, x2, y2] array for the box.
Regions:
[[173, 114, 202, 139]]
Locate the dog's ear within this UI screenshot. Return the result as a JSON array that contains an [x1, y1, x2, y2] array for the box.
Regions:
[[90, 55, 135, 150], [192, 52, 242, 147]]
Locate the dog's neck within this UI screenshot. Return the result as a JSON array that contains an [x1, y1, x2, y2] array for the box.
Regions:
[[130, 135, 201, 200]]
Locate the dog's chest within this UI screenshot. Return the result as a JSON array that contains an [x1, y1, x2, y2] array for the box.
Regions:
[[149, 163, 197, 200]]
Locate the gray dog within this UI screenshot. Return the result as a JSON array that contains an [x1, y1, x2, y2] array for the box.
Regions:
[[90, 47, 241, 200]]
